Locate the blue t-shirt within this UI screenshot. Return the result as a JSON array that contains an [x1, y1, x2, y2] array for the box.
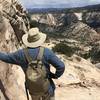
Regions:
[[0, 47, 65, 95]]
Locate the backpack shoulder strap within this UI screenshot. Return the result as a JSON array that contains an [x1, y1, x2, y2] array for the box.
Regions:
[[37, 47, 44, 60], [23, 48, 33, 63]]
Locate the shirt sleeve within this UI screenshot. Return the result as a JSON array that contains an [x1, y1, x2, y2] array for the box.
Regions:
[[47, 49, 65, 79], [0, 51, 21, 65]]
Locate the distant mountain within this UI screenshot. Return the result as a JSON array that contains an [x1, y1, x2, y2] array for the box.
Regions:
[[70, 4, 100, 12], [27, 4, 100, 14], [27, 8, 66, 14], [82, 3, 100, 10]]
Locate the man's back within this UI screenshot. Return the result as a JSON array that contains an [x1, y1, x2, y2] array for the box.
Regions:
[[0, 46, 65, 96]]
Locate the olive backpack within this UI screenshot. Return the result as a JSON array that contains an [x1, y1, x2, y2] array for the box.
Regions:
[[23, 47, 50, 96]]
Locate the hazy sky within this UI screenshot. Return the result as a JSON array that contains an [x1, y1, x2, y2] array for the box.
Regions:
[[19, 0, 100, 8]]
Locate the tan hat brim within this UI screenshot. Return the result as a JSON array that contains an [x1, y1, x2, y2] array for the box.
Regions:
[[22, 32, 46, 48]]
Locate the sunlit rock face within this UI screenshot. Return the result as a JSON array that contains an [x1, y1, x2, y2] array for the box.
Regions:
[[30, 13, 78, 33], [0, 0, 29, 100]]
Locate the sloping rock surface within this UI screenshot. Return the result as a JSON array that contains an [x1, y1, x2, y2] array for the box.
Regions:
[[54, 54, 100, 100]]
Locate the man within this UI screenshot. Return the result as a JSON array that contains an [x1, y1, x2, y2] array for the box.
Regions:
[[0, 27, 65, 100]]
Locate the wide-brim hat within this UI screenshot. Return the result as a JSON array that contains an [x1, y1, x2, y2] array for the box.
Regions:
[[22, 27, 46, 48]]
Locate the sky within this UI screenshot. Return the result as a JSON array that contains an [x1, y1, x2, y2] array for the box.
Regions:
[[19, 0, 100, 8]]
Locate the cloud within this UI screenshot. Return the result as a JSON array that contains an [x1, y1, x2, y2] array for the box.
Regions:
[[19, 0, 100, 8]]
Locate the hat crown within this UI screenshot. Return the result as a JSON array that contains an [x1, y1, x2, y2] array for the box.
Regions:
[[28, 28, 40, 43], [22, 27, 46, 48], [28, 28, 39, 36]]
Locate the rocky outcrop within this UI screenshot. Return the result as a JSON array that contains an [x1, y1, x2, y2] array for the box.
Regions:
[[58, 22, 99, 44], [82, 12, 100, 27], [0, 0, 30, 100], [31, 13, 99, 44], [30, 13, 78, 33], [82, 12, 100, 33]]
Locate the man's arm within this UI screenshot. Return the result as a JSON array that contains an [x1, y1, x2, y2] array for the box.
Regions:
[[0, 51, 21, 65], [47, 49, 65, 79]]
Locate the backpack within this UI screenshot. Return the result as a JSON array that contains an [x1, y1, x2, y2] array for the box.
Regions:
[[23, 47, 50, 96]]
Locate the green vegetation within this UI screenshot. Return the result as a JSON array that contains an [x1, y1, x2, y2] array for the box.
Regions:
[[52, 42, 91, 59], [30, 20, 39, 28], [90, 47, 100, 63], [80, 52, 91, 59], [52, 43, 75, 57]]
